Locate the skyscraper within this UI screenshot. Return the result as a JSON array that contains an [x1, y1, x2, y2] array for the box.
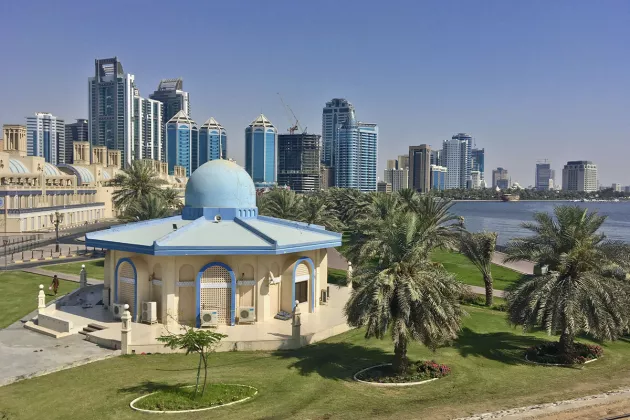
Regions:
[[442, 133, 472, 189], [386, 159, 398, 170], [408, 145, 431, 193], [245, 114, 277, 187], [89, 57, 136, 166], [26, 113, 65, 164], [535, 160, 554, 191], [430, 165, 447, 190], [430, 149, 441, 166], [471, 148, 485, 181], [166, 110, 198, 176], [199, 117, 227, 164], [562, 161, 597, 192], [132, 92, 163, 161], [492, 167, 510, 189], [149, 78, 190, 123], [64, 119, 88, 164], [397, 154, 409, 170], [358, 122, 378, 192], [383, 168, 409, 192], [277, 133, 321, 192], [334, 111, 359, 189], [322, 98, 355, 167]]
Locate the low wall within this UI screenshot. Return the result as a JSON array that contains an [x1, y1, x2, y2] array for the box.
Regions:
[[38, 314, 73, 333]]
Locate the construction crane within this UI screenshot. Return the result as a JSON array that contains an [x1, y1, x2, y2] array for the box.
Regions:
[[277, 92, 303, 134]]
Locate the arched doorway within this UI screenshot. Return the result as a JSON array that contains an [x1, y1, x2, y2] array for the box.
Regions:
[[116, 259, 137, 321], [293, 258, 315, 313], [197, 263, 236, 326], [178, 265, 196, 326]]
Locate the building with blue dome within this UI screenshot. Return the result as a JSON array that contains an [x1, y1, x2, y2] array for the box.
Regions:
[[86, 159, 341, 329]]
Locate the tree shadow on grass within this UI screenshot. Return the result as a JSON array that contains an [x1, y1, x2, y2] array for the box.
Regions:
[[453, 327, 549, 365], [272, 342, 391, 381], [118, 381, 189, 395]]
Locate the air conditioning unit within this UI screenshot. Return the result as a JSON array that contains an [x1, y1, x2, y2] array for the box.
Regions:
[[238, 306, 256, 323], [112, 303, 126, 320], [142, 301, 157, 324], [320, 289, 328, 304], [200, 309, 219, 327]]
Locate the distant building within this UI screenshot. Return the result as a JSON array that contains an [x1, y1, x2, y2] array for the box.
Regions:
[[471, 170, 482, 189], [377, 181, 392, 193], [26, 113, 65, 164], [64, 119, 88, 164], [320, 166, 334, 190], [322, 98, 355, 168], [443, 134, 472, 189], [562, 161, 597, 192], [612, 183, 622, 192], [199, 117, 227, 163], [398, 154, 409, 170], [2, 125, 27, 157], [430, 165, 447, 191], [132, 93, 163, 161], [624, 186, 630, 194], [166, 110, 198, 176], [409, 144, 431, 193], [245, 114, 277, 187], [471, 148, 485, 181], [89, 57, 136, 166], [383, 168, 409, 192], [492, 167, 510, 190], [149, 78, 190, 123], [358, 122, 378, 192], [386, 159, 397, 170], [277, 133, 321, 193], [535, 160, 554, 191], [430, 149, 442, 167]]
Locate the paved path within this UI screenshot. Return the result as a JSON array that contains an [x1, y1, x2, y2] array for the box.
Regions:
[[492, 251, 534, 275], [22, 267, 102, 285], [0, 314, 117, 387]]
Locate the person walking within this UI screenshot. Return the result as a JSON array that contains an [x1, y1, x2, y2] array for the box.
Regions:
[[50, 274, 59, 296]]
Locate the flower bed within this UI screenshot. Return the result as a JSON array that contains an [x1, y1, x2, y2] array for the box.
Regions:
[[130, 384, 257, 413], [355, 360, 451, 384], [525, 342, 603, 365]]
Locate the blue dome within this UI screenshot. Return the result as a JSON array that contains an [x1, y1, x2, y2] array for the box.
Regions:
[[185, 160, 256, 209]]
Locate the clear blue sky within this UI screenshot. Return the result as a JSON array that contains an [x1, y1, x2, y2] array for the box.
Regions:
[[1, 0, 628, 186]]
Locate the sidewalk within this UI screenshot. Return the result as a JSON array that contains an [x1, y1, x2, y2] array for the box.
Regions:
[[492, 251, 534, 275], [21, 267, 102, 285]]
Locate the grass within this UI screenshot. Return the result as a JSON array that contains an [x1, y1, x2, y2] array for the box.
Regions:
[[133, 384, 257, 411], [328, 267, 348, 286], [0, 271, 78, 328], [39, 259, 105, 280], [432, 249, 522, 290], [2, 307, 630, 419]]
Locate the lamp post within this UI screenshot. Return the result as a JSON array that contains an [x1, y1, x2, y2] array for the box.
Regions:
[[3, 239, 7, 271], [49, 211, 64, 253], [84, 221, 88, 251]]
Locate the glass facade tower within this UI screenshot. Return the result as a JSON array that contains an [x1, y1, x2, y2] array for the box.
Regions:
[[26, 113, 65, 164], [322, 98, 355, 168], [199, 117, 227, 164], [166, 110, 199, 176], [245, 114, 277, 187]]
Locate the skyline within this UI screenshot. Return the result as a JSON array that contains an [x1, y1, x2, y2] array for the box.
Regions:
[[1, 0, 628, 185]]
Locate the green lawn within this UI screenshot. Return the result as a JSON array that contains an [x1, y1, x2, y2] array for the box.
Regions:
[[2, 307, 630, 419], [39, 259, 105, 280], [432, 249, 522, 290], [328, 267, 348, 286], [0, 271, 78, 328]]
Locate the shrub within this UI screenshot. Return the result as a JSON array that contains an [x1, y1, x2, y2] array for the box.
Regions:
[[356, 360, 451, 383], [525, 342, 603, 365]]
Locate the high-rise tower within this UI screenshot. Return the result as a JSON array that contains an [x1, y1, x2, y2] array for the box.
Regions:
[[408, 144, 431, 193], [442, 133, 473, 189], [245, 114, 277, 187], [149, 78, 190, 123], [64, 119, 88, 164], [26, 113, 65, 164], [88, 57, 136, 166], [277, 133, 321, 192], [132, 90, 163, 161], [199, 117, 227, 164], [322, 98, 355, 168], [166, 110, 198, 176]]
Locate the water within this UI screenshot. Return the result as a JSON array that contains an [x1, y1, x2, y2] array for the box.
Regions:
[[451, 201, 630, 245]]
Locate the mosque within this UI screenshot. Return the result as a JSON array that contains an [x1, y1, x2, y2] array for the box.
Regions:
[[86, 159, 342, 327]]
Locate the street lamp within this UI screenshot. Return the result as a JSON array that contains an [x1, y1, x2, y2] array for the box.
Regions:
[[49, 211, 64, 253], [84, 221, 88, 251], [3, 239, 8, 271]]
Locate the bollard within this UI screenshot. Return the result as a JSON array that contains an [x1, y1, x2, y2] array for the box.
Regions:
[[79, 264, 87, 288], [50, 249, 53, 257], [37, 284, 46, 315], [120, 304, 132, 355]]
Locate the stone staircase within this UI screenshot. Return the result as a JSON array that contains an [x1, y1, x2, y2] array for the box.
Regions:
[[78, 323, 107, 336]]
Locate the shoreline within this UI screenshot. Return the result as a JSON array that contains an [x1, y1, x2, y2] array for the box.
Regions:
[[451, 199, 629, 203]]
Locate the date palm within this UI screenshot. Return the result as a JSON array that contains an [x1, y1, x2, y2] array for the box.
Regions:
[[111, 160, 167, 210], [298, 195, 342, 231], [345, 208, 465, 374], [121, 194, 170, 222], [160, 187, 183, 212], [397, 188, 419, 213], [459, 231, 498, 306], [257, 188, 302, 220], [504, 206, 630, 357]]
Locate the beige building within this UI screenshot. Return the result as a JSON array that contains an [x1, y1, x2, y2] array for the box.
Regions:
[[0, 125, 186, 233], [87, 160, 342, 327]]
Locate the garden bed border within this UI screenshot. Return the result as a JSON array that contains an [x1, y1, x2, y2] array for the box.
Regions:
[[524, 354, 601, 367], [353, 363, 440, 387]]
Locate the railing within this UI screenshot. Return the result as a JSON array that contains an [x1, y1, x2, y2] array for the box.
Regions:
[[0, 202, 106, 214]]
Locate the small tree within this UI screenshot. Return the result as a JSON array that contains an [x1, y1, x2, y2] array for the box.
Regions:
[[158, 327, 227, 397], [459, 231, 497, 306]]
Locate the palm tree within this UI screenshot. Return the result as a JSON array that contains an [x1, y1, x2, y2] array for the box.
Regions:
[[459, 231, 498, 306], [504, 206, 630, 357], [345, 207, 465, 374], [298, 195, 342, 231], [121, 195, 170, 222], [111, 160, 167, 210], [160, 188, 183, 212], [257, 188, 302, 220], [397, 188, 419, 213], [414, 195, 464, 251]]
